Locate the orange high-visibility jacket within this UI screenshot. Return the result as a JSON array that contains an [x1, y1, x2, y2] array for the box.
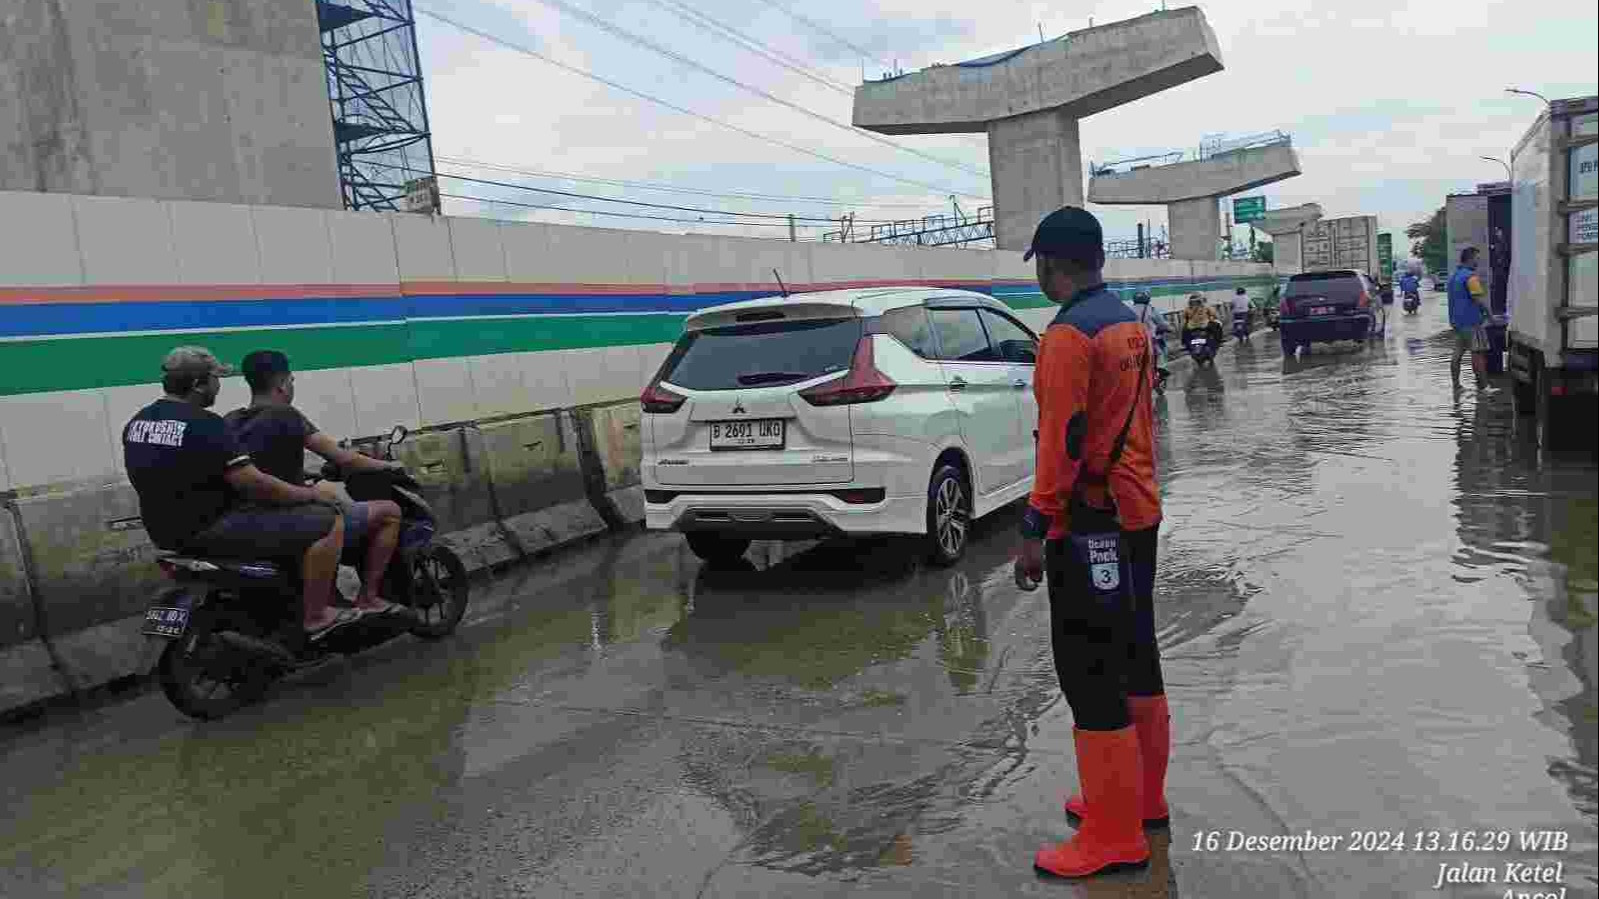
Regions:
[[1020, 286, 1161, 541]]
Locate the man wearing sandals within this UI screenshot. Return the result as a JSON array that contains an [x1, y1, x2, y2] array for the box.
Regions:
[[225, 350, 410, 618], [123, 347, 361, 640]]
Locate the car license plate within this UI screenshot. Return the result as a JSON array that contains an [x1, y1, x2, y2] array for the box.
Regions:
[[709, 419, 784, 450], [1309, 305, 1334, 316], [142, 606, 190, 638]]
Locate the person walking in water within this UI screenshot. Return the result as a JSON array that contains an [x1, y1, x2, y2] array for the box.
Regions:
[[1013, 207, 1170, 879]]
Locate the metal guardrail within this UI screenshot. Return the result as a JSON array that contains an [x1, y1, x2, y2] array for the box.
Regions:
[[1091, 131, 1293, 176]]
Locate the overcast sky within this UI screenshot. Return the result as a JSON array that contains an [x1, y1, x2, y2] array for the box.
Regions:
[[412, 0, 1598, 254]]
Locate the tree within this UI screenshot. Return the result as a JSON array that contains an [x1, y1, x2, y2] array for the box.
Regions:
[[1252, 239, 1274, 264], [1407, 207, 1448, 274]]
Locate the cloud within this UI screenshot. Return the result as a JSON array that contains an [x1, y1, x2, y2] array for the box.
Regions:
[[413, 0, 1598, 246]]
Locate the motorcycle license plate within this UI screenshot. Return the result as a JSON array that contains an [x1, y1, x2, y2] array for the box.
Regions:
[[142, 606, 190, 638]]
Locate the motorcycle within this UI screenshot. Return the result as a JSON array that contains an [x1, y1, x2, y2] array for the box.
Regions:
[[1402, 288, 1421, 314], [1232, 310, 1251, 343], [1185, 330, 1219, 366], [1263, 303, 1280, 331], [142, 424, 470, 720]]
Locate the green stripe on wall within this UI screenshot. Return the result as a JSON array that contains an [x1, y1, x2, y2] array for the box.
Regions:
[[0, 278, 1273, 397]]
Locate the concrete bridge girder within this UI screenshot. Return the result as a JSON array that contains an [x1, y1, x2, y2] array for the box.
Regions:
[[852, 6, 1225, 251]]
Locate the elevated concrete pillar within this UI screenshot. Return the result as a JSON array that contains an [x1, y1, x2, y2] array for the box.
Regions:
[[853, 7, 1224, 251], [1169, 197, 1222, 261], [1087, 142, 1303, 260], [988, 112, 1082, 252], [1259, 203, 1322, 274]]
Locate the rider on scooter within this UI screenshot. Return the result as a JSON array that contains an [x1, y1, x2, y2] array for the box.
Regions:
[[1128, 291, 1171, 385], [1231, 287, 1253, 341], [1400, 271, 1420, 300], [1180, 294, 1222, 349], [225, 350, 411, 617], [122, 347, 361, 641]]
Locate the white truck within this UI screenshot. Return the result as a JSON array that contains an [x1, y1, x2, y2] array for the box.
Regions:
[[1506, 95, 1598, 449], [1301, 214, 1381, 277]]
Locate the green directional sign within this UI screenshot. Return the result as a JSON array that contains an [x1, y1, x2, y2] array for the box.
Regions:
[[1232, 196, 1267, 224], [1378, 232, 1394, 275]]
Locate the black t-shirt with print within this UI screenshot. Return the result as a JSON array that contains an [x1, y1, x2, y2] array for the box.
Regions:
[[123, 399, 251, 549], [224, 405, 318, 486]]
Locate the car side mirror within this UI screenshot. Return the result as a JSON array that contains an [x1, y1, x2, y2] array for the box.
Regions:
[[389, 424, 409, 446]]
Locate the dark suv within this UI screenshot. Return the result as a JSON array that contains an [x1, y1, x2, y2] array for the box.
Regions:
[[1278, 270, 1387, 355]]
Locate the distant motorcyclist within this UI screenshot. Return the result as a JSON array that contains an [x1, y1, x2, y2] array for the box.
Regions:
[[122, 347, 360, 641], [1399, 272, 1420, 298], [1230, 287, 1252, 342], [1127, 291, 1171, 386], [1180, 294, 1222, 349]]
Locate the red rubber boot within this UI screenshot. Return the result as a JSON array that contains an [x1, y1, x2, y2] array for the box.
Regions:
[[1035, 727, 1150, 878], [1064, 694, 1171, 827]]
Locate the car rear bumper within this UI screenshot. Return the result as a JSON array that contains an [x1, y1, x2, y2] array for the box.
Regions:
[[1281, 313, 1374, 342], [644, 491, 925, 538]]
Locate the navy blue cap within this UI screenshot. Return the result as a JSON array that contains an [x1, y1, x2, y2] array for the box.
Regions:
[[1022, 206, 1104, 262]]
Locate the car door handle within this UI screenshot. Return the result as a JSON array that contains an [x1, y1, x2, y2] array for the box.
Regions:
[[1012, 378, 1028, 389], [948, 376, 967, 391]]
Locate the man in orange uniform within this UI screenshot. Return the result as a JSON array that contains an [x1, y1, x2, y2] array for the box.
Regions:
[[1013, 207, 1169, 878]]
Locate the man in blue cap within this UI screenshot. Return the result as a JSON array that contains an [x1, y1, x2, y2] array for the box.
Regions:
[[1014, 207, 1168, 878]]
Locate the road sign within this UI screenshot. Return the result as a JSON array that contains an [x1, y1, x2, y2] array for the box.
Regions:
[[1233, 196, 1266, 224], [1378, 232, 1394, 274]]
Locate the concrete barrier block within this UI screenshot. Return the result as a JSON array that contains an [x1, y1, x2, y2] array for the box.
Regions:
[[393, 427, 498, 534], [502, 499, 609, 556], [11, 484, 166, 690], [478, 414, 589, 517], [0, 507, 36, 647], [1, 639, 68, 716], [438, 522, 520, 575], [587, 403, 643, 491]]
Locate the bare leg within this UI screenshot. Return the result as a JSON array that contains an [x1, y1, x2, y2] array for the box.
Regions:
[[354, 500, 403, 611], [1451, 338, 1466, 388], [1471, 351, 1488, 388], [302, 517, 345, 630]]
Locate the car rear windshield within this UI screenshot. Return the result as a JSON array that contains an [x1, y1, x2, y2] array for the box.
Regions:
[[659, 317, 863, 391], [1285, 272, 1365, 302]]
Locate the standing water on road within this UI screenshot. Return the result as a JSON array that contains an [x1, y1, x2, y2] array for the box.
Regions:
[[0, 304, 1594, 898]]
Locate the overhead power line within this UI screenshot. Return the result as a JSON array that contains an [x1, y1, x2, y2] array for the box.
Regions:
[[370, 159, 915, 223], [637, 0, 855, 97], [752, 0, 892, 72], [434, 154, 949, 209], [417, 6, 990, 200], [525, 0, 989, 180], [442, 191, 828, 232]]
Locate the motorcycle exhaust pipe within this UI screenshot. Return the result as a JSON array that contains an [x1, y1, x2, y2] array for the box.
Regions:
[[215, 630, 296, 667]]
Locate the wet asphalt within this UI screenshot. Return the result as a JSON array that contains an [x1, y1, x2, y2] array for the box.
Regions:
[[1, 295, 1595, 899]]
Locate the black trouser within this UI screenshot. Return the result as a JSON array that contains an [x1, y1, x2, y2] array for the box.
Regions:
[[1046, 525, 1163, 731]]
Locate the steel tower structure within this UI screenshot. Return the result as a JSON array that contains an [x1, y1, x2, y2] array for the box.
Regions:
[[316, 0, 437, 210]]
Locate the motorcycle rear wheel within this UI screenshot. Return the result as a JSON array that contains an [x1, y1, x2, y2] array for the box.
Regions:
[[158, 625, 271, 720], [408, 545, 469, 639]]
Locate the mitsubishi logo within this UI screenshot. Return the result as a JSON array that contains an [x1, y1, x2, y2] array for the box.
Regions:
[[731, 399, 747, 415]]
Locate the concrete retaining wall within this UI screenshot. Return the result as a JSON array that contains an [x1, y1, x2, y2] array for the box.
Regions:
[[0, 188, 1273, 716]]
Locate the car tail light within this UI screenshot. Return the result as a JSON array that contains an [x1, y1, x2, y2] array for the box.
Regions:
[[1551, 382, 1567, 397], [799, 337, 896, 406], [1280, 298, 1294, 316], [641, 380, 686, 414], [1357, 291, 1371, 308], [832, 488, 886, 504]]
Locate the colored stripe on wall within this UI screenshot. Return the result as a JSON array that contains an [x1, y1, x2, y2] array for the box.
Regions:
[[0, 274, 1274, 396]]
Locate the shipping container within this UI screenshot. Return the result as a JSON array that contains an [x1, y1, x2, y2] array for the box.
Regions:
[[1300, 214, 1380, 276]]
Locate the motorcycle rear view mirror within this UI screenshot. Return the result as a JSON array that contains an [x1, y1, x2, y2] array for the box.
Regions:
[[389, 424, 409, 446]]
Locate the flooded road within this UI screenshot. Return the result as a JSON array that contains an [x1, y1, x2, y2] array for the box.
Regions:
[[2, 299, 1595, 898]]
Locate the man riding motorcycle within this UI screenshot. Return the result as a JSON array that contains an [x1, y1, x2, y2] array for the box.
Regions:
[[1180, 295, 1223, 350], [224, 350, 411, 617], [1230, 287, 1253, 342], [1128, 291, 1171, 388], [122, 347, 361, 640]]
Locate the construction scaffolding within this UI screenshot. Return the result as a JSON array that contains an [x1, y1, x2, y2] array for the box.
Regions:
[[823, 203, 994, 248], [317, 0, 437, 211]]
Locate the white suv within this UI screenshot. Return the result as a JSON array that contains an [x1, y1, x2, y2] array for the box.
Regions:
[[640, 287, 1040, 565]]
